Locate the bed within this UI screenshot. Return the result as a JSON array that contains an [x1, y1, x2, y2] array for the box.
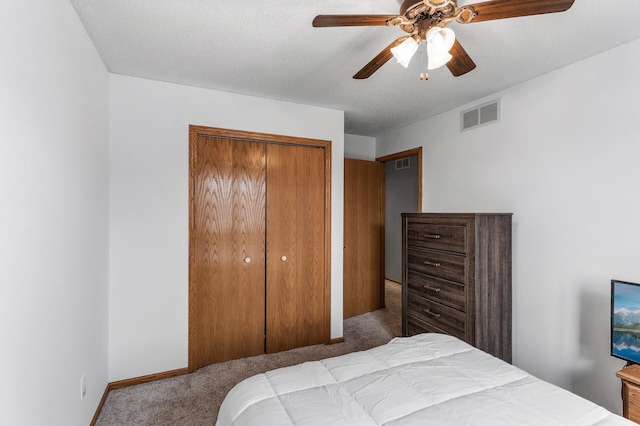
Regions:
[[216, 333, 632, 425]]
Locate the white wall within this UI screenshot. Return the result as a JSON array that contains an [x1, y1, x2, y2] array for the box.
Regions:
[[0, 1, 110, 425], [109, 75, 344, 381], [376, 38, 640, 413], [345, 133, 376, 160]]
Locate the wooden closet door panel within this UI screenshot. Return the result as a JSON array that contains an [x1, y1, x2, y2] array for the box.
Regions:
[[190, 135, 266, 367], [295, 146, 326, 347], [265, 143, 298, 353], [343, 159, 383, 319], [266, 144, 325, 353]]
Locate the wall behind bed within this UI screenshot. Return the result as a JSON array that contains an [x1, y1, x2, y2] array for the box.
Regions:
[[375, 37, 640, 414]]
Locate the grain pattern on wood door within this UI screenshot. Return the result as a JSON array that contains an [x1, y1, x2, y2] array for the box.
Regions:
[[190, 135, 266, 367], [266, 144, 325, 353], [343, 158, 383, 319], [265, 143, 297, 353], [294, 146, 325, 347]]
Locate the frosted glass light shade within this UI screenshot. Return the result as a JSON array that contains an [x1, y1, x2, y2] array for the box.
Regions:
[[426, 27, 455, 69], [390, 37, 420, 68], [426, 27, 455, 55], [427, 52, 453, 69]]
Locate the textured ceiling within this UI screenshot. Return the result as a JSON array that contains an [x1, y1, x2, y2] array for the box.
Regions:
[[68, 0, 640, 136]]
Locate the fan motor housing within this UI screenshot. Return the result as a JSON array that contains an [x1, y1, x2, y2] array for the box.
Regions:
[[400, 0, 456, 15], [399, 0, 457, 35]]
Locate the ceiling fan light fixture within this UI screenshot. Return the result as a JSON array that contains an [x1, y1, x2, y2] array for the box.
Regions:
[[390, 36, 421, 68], [427, 51, 453, 69], [425, 26, 455, 70], [426, 26, 455, 55]]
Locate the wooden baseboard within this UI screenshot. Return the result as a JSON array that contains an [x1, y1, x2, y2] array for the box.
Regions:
[[108, 367, 190, 390], [329, 337, 345, 344], [90, 367, 190, 425], [385, 277, 402, 285], [90, 384, 111, 426]]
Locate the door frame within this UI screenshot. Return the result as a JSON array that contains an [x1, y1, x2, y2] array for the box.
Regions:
[[375, 147, 423, 304], [188, 125, 332, 372]]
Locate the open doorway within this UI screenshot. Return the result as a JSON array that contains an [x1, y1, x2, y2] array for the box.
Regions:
[[376, 148, 422, 305], [342, 147, 421, 317]]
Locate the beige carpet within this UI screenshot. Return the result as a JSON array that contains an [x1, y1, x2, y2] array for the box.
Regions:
[[96, 281, 402, 425]]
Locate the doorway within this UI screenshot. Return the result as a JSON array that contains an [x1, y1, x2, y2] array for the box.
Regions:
[[376, 148, 422, 298], [342, 147, 422, 318]]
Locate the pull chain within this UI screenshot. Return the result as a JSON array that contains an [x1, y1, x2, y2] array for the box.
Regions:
[[420, 42, 429, 80]]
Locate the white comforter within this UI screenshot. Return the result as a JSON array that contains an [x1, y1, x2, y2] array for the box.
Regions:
[[216, 333, 632, 425]]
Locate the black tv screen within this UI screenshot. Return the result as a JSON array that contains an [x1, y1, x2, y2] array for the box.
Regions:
[[611, 280, 640, 365]]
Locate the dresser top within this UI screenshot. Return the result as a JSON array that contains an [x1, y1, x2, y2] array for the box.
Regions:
[[401, 212, 513, 218], [617, 364, 640, 386]]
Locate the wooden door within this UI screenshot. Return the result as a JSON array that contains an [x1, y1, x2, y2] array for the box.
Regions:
[[292, 145, 326, 348], [189, 125, 331, 370], [266, 144, 325, 353], [189, 135, 266, 368], [343, 158, 384, 319]]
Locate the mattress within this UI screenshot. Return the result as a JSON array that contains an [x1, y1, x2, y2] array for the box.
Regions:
[[216, 333, 632, 425]]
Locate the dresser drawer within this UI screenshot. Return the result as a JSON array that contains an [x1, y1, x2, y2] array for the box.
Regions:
[[407, 248, 466, 284], [407, 221, 467, 254], [407, 293, 466, 340], [407, 271, 466, 312], [407, 314, 448, 337]]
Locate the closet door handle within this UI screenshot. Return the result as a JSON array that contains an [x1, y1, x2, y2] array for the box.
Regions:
[[281, 255, 287, 261], [244, 257, 251, 264], [424, 260, 441, 267], [423, 285, 441, 293]]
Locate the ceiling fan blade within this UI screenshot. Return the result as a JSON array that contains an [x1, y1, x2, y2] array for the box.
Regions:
[[313, 15, 397, 27], [353, 37, 409, 80], [446, 40, 476, 77], [468, 0, 575, 22]]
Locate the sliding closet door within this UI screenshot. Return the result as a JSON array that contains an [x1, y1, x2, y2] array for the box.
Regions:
[[189, 125, 331, 370], [266, 144, 325, 353], [294, 146, 326, 347], [265, 143, 297, 353], [190, 135, 266, 368]]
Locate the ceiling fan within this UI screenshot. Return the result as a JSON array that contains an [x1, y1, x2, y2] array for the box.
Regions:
[[313, 0, 575, 79]]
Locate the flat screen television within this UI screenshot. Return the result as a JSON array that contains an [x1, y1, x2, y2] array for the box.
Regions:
[[611, 279, 640, 365]]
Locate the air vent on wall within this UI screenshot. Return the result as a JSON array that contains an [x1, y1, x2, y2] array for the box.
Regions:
[[395, 157, 410, 170], [461, 99, 500, 132]]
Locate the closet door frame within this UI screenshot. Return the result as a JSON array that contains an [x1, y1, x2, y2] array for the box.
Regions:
[[188, 125, 332, 372]]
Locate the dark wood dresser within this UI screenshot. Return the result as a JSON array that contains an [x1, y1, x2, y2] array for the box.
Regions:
[[401, 213, 513, 363]]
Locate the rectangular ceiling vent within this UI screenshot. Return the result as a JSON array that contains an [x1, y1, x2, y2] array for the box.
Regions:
[[461, 99, 501, 132], [395, 157, 410, 171]]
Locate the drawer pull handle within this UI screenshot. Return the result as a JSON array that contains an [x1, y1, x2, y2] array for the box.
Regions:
[[424, 260, 441, 267], [424, 308, 441, 319], [423, 233, 441, 239], [423, 285, 441, 293]]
